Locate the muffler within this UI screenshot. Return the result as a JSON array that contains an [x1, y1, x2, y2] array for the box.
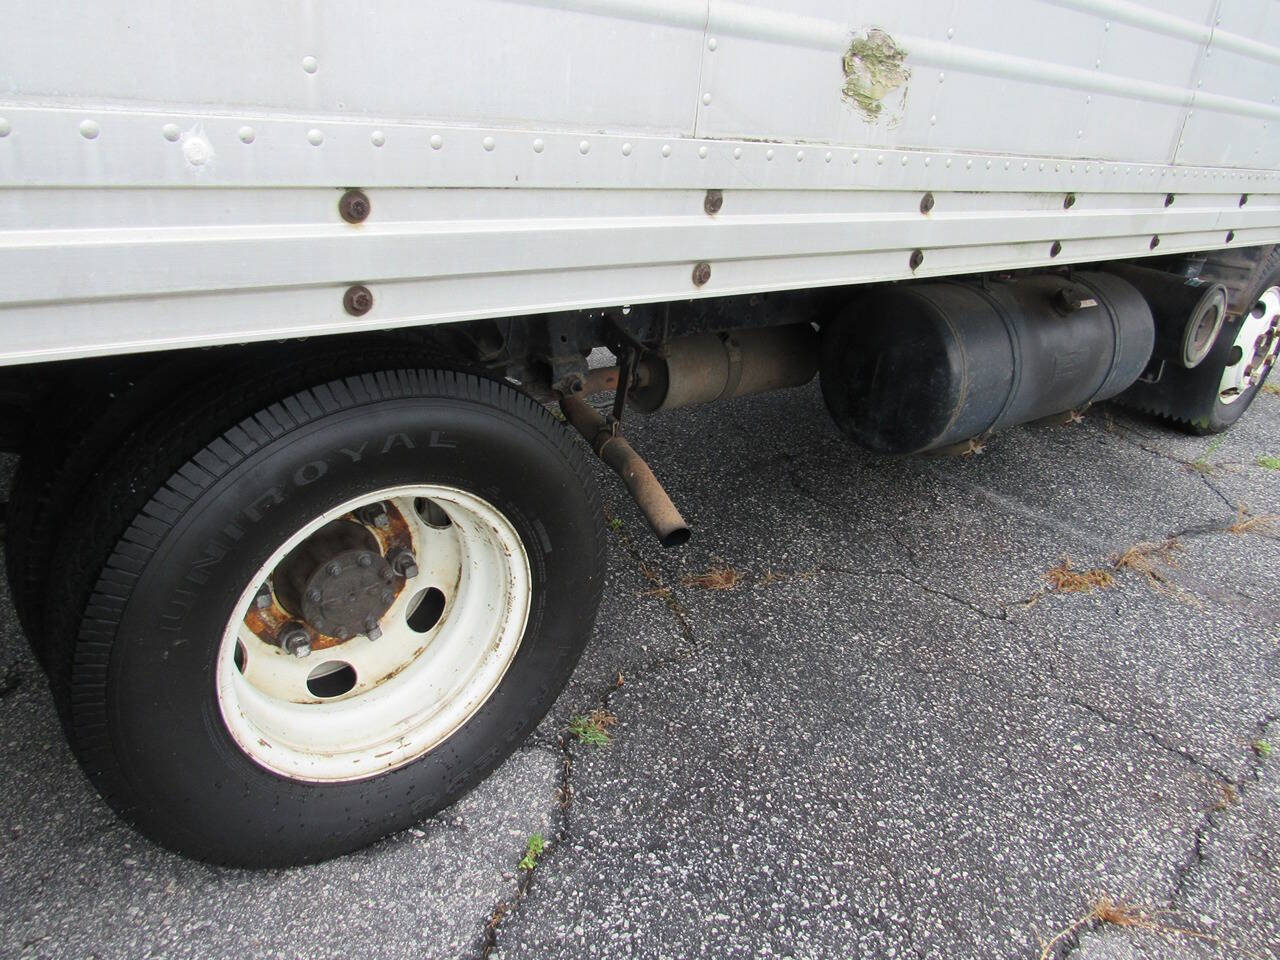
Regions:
[[820, 272, 1156, 455], [629, 324, 818, 413]]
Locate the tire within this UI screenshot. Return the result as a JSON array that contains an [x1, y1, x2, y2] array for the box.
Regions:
[[43, 365, 604, 866], [5, 339, 431, 662], [6, 356, 217, 658], [1119, 246, 1280, 433]]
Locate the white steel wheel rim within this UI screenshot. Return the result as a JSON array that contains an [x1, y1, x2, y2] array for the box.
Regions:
[[215, 485, 532, 782], [1219, 285, 1280, 404]]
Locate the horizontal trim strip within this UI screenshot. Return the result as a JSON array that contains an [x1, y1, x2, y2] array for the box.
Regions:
[[0, 202, 1271, 305], [2, 223, 1273, 367]]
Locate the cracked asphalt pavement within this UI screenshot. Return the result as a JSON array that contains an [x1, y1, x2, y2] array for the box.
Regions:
[[2, 382, 1278, 959]]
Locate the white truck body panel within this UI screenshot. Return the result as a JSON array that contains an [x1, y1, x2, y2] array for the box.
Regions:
[[2, 0, 1280, 366]]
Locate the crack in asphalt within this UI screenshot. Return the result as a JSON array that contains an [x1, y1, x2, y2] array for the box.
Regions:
[[1169, 715, 1279, 906], [1062, 697, 1236, 785], [817, 564, 1012, 623], [1044, 713, 1278, 960], [1101, 417, 1264, 515], [470, 433, 1274, 958], [1198, 473, 1239, 512], [474, 518, 702, 958], [786, 471, 925, 565]]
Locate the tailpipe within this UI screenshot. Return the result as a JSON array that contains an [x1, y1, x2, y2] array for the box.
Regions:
[[558, 392, 691, 548]]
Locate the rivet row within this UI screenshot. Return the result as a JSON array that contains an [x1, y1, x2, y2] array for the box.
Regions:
[[7, 116, 1277, 187]]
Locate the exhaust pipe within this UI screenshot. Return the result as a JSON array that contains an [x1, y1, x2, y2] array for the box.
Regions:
[[557, 391, 691, 548]]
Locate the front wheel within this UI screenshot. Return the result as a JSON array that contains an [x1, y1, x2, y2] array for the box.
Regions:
[[44, 368, 604, 866]]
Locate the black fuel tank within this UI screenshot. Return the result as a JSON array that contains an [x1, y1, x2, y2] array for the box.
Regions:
[[820, 272, 1155, 455]]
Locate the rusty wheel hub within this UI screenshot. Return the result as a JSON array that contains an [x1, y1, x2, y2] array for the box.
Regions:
[[301, 548, 395, 640], [272, 519, 395, 642]]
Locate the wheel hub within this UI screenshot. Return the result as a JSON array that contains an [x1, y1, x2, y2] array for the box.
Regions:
[[300, 548, 395, 640], [271, 518, 396, 642]]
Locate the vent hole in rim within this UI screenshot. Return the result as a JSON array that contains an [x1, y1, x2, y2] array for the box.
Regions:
[[407, 587, 447, 633], [233, 641, 247, 675], [306, 661, 357, 699], [414, 497, 453, 529]]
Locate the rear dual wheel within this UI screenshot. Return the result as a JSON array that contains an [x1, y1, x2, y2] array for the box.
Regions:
[[39, 367, 603, 866], [1121, 249, 1280, 432]]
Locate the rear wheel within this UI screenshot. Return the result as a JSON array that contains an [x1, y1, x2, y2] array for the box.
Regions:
[[43, 367, 604, 866], [1120, 248, 1280, 432]]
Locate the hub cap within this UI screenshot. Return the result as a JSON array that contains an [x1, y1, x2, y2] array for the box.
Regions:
[[1219, 285, 1280, 404], [215, 485, 532, 782]]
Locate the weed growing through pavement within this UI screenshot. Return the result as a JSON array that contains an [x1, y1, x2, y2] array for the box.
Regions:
[[1036, 896, 1253, 960], [568, 709, 616, 746], [1213, 782, 1239, 811], [1044, 558, 1115, 593], [638, 561, 687, 614], [1190, 435, 1227, 474], [1257, 455, 1280, 470], [681, 564, 743, 591], [1109, 538, 1199, 604], [1112, 538, 1181, 585], [1228, 509, 1279, 536], [518, 833, 545, 870], [1254, 739, 1273, 759], [758, 566, 818, 587]]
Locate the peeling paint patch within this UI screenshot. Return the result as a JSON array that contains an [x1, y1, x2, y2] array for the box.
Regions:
[[842, 28, 910, 122]]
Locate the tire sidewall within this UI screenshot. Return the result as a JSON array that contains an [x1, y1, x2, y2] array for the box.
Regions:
[[81, 387, 598, 864]]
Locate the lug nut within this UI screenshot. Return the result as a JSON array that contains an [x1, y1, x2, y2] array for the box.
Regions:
[[327, 561, 343, 577], [380, 589, 395, 605], [278, 625, 311, 658], [254, 583, 273, 610], [358, 552, 373, 568], [392, 551, 419, 578], [364, 618, 382, 641], [359, 503, 391, 529], [307, 587, 323, 603]]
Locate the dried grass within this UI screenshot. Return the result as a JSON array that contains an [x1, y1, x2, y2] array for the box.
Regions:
[[758, 566, 818, 587], [1111, 538, 1181, 587], [1044, 558, 1115, 593], [1037, 896, 1258, 960], [1228, 510, 1279, 536], [1213, 782, 1239, 811], [681, 565, 743, 591]]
